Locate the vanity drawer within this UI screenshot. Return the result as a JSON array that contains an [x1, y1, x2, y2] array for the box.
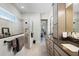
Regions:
[[46, 39, 54, 56], [54, 44, 68, 56], [46, 39, 53, 47], [54, 49, 60, 56], [48, 48, 54, 56]]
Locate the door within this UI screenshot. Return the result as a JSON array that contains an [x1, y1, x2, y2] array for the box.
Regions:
[[41, 20, 48, 41]]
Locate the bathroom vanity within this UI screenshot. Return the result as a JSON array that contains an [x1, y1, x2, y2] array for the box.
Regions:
[[46, 3, 79, 56], [46, 35, 79, 56]]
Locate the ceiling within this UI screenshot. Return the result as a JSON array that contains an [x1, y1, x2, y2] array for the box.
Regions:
[[13, 3, 52, 14]]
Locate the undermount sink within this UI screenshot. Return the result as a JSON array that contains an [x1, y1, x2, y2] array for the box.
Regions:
[[61, 44, 79, 52]]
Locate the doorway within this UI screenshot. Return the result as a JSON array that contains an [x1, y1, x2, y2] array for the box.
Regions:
[[41, 19, 48, 43]]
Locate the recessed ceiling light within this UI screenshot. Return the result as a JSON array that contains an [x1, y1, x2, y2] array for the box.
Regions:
[[21, 6, 24, 8]]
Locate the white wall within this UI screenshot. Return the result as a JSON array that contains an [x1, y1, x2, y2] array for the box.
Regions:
[[0, 18, 23, 35], [23, 13, 41, 44], [0, 3, 24, 35], [0, 3, 21, 19], [40, 13, 49, 19]]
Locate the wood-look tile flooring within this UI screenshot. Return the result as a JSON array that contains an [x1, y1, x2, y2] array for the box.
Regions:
[[16, 38, 48, 56]]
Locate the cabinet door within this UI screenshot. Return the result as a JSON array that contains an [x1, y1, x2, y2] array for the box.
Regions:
[[46, 38, 54, 56], [54, 44, 68, 56], [66, 4, 73, 32], [18, 36, 24, 50], [58, 3, 66, 38], [54, 49, 60, 56]]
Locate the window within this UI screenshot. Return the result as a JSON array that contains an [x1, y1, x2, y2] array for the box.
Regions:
[[0, 7, 16, 22]]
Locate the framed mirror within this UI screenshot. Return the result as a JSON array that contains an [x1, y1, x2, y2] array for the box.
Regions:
[[2, 27, 11, 37]]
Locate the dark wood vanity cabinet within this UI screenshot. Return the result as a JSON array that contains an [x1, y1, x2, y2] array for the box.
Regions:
[[53, 42, 69, 56], [46, 37, 79, 56], [46, 38, 69, 56], [46, 38, 54, 56]]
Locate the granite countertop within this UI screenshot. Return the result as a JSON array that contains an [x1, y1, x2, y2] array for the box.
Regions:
[[0, 33, 24, 39], [51, 37, 79, 56]]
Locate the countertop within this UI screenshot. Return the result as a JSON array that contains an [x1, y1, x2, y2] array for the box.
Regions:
[[51, 37, 79, 56], [0, 33, 24, 39], [0, 33, 24, 41]]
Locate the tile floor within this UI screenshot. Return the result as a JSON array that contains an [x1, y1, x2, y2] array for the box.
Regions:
[[16, 38, 48, 56]]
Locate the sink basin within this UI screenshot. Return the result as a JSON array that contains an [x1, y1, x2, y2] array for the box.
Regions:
[[61, 44, 79, 56], [61, 44, 79, 52]]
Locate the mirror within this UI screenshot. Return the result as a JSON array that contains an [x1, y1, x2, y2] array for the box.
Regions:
[[73, 3, 79, 32], [2, 27, 11, 37], [66, 3, 79, 32]]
